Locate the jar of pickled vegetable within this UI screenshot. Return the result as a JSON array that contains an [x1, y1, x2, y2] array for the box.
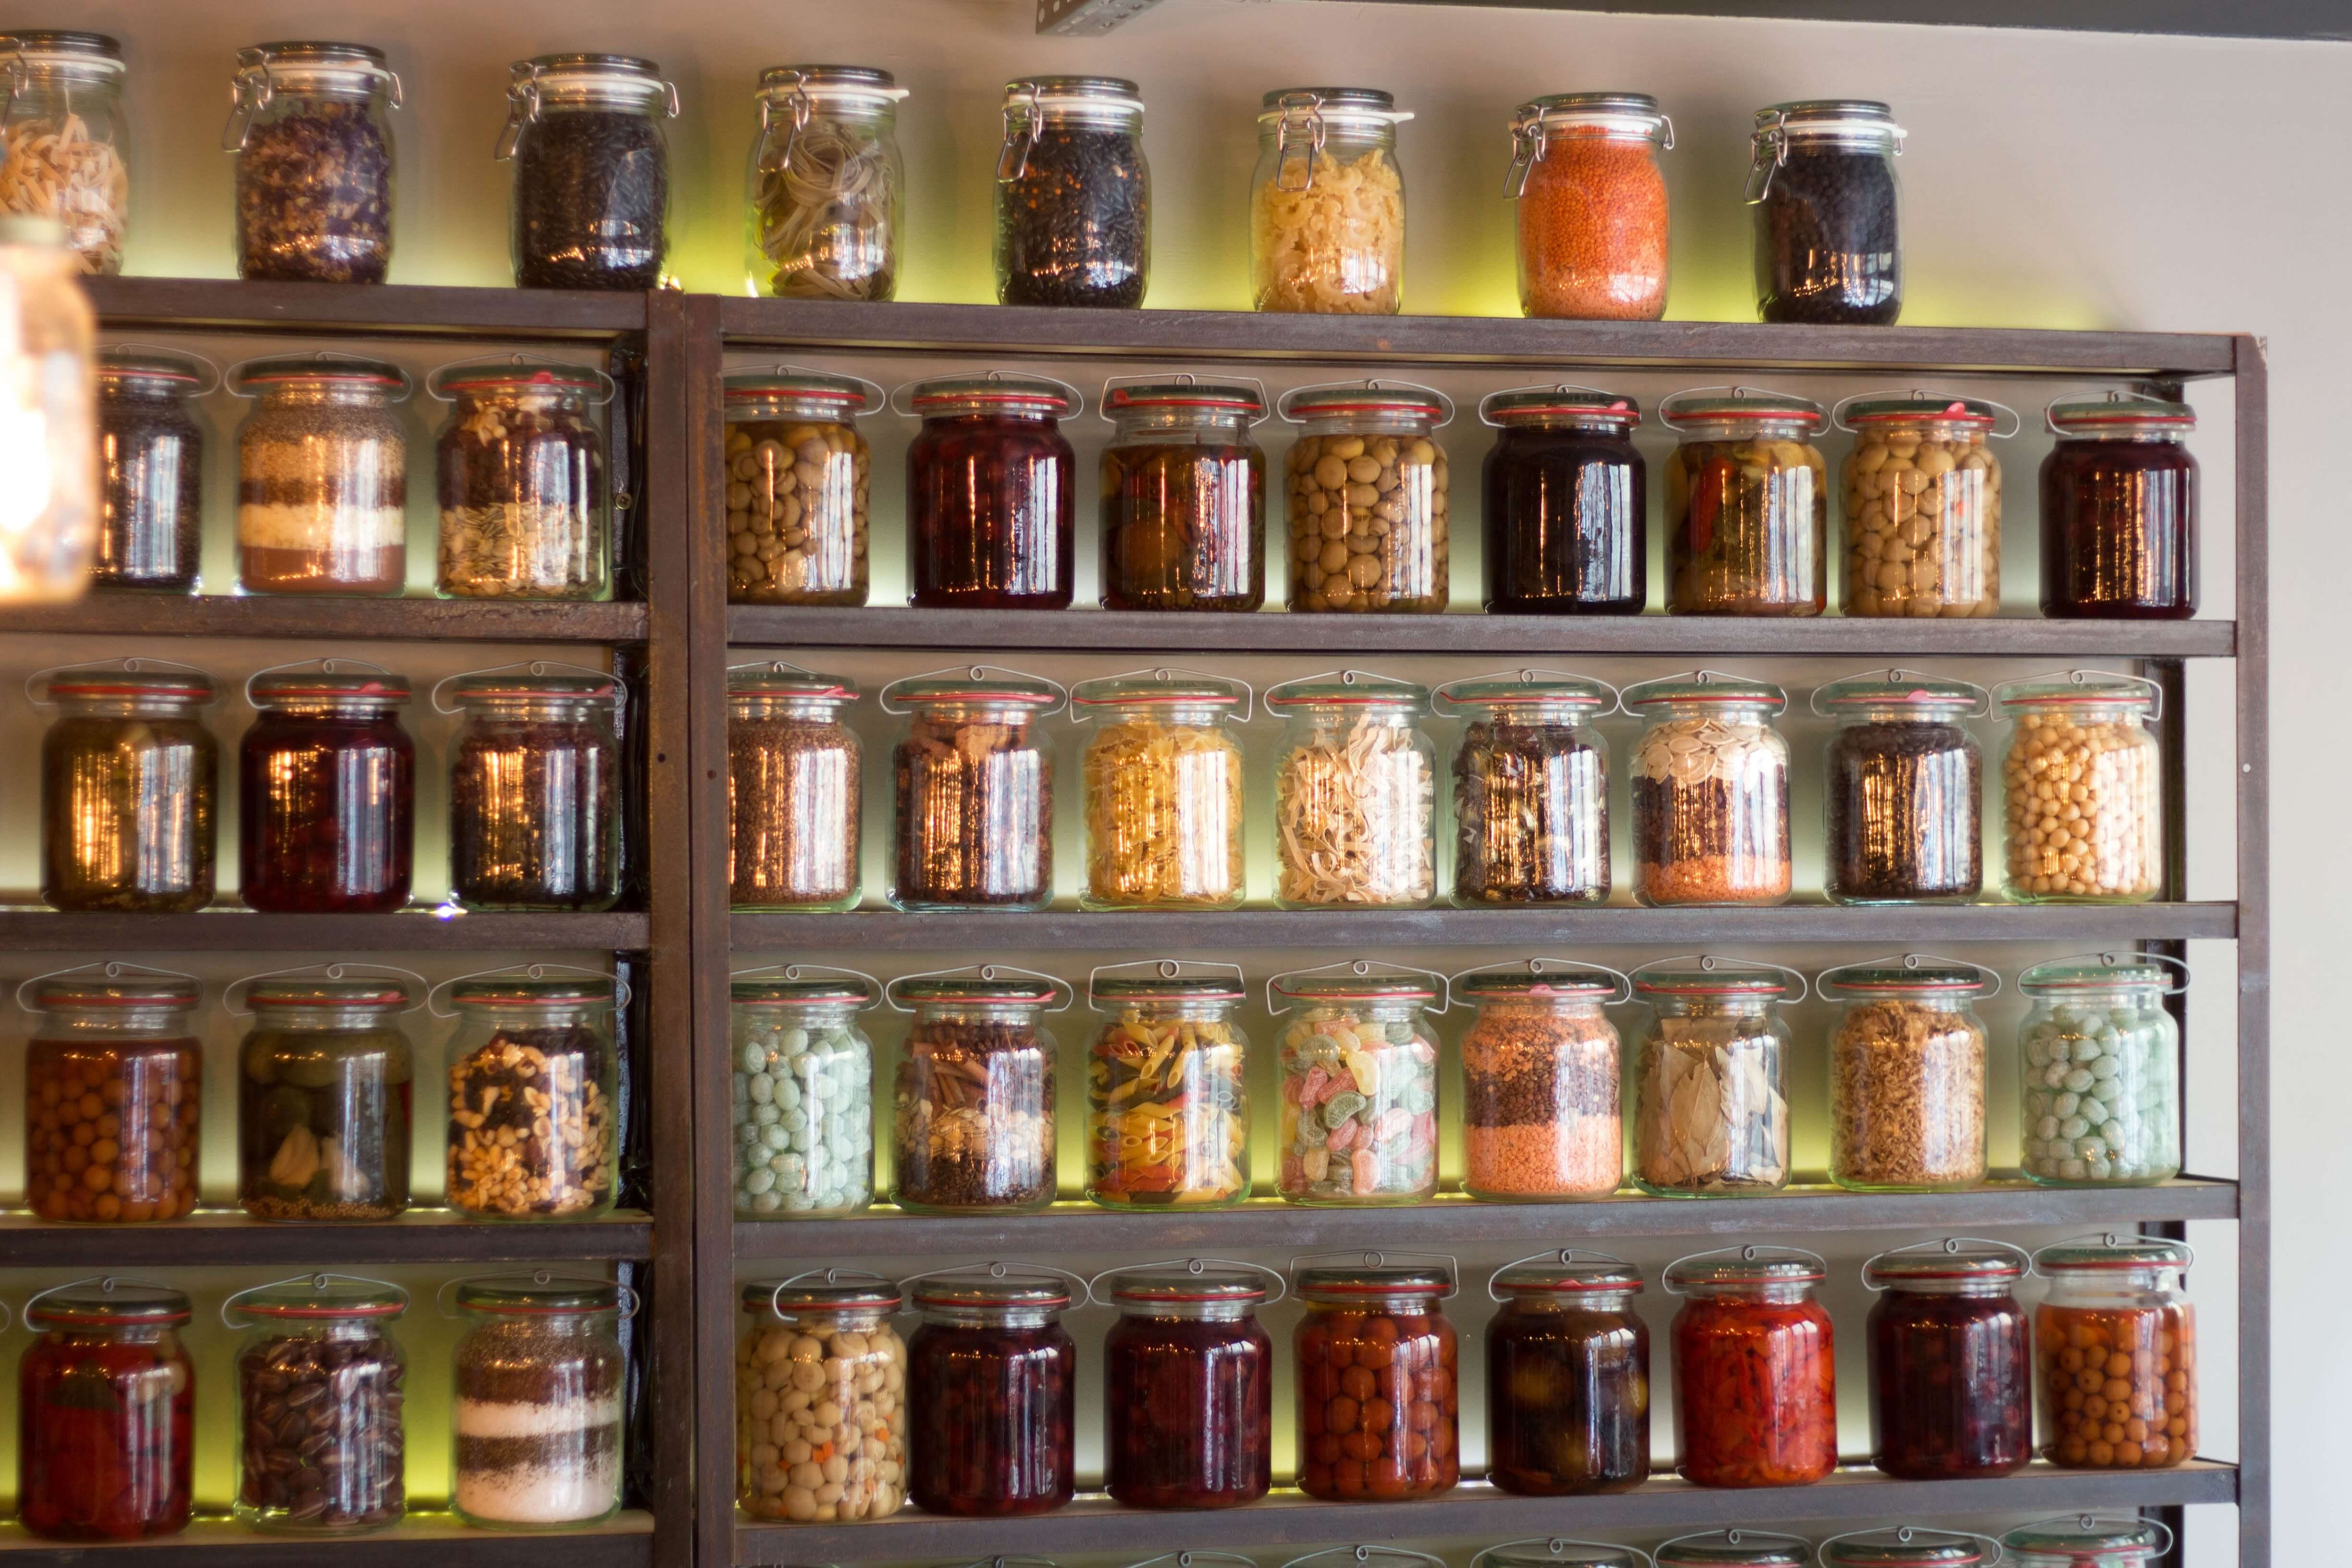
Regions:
[[1485, 1251, 1649, 1494], [1656, 1533, 1812, 1568], [1997, 673, 2162, 903], [731, 968, 876, 1217], [1073, 669, 1247, 910], [1455, 961, 1624, 1200], [444, 972, 619, 1220], [16, 1279, 194, 1540], [728, 663, 862, 911], [1479, 385, 1645, 614], [2033, 1235, 2196, 1470], [1269, 671, 1436, 908], [241, 664, 413, 912], [2041, 393, 2197, 619], [737, 1273, 907, 1521], [1100, 377, 1265, 610], [995, 76, 1149, 308], [1508, 92, 1672, 320], [1819, 1530, 1998, 1568], [1660, 387, 1827, 615], [902, 373, 1077, 608], [497, 54, 675, 291], [1291, 1259, 1459, 1499], [1436, 671, 1612, 905], [231, 354, 410, 595], [1272, 964, 1441, 1204], [443, 667, 622, 911], [1102, 1264, 1274, 1507], [889, 969, 1065, 1214], [1625, 673, 1791, 907], [94, 347, 206, 591], [23, 968, 202, 1222], [1746, 99, 1903, 324], [885, 669, 1060, 911], [1280, 382, 1450, 612], [906, 1268, 1077, 1516], [1837, 393, 2005, 619], [223, 42, 400, 283], [236, 972, 413, 1220], [1253, 88, 1412, 314], [430, 360, 608, 600], [1816, 671, 1984, 904], [1821, 956, 1991, 1192], [448, 1276, 626, 1529], [748, 66, 906, 302], [2003, 1516, 2172, 1568], [2017, 953, 2182, 1187], [1862, 1239, 2030, 1479], [1630, 959, 1795, 1196], [1085, 962, 1249, 1208], [226, 1275, 407, 1532], [37, 662, 217, 912], [723, 368, 877, 605], [1663, 1246, 1836, 1487]]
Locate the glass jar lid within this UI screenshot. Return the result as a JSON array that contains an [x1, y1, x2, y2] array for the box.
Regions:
[[1819, 1532, 1985, 1568], [1434, 672, 1612, 714], [731, 974, 876, 1009], [2017, 956, 2172, 995], [248, 976, 412, 1011], [238, 40, 394, 91], [905, 373, 1075, 418], [1484, 1543, 1643, 1568], [1091, 972, 1247, 1006], [1657, 1536, 1810, 1568], [455, 1276, 622, 1314], [1102, 379, 1267, 422], [516, 52, 671, 106], [1265, 673, 1429, 714], [1665, 1250, 1824, 1289], [727, 664, 857, 705], [1002, 74, 1143, 118], [429, 362, 606, 400], [1660, 387, 1824, 432], [29, 972, 204, 1011], [1865, 1240, 2025, 1289], [911, 1275, 1071, 1311], [448, 974, 618, 1009], [1633, 964, 1793, 1000], [1295, 1263, 1450, 1301], [1817, 958, 1990, 1001], [1515, 91, 1668, 140], [42, 667, 215, 706], [97, 347, 208, 391], [883, 672, 1061, 711], [723, 368, 884, 417], [1071, 671, 1247, 712], [2033, 1236, 2193, 1276], [0, 30, 125, 75], [1481, 386, 1640, 430], [1758, 98, 1905, 142], [234, 1277, 407, 1319], [894, 974, 1061, 1006], [1258, 85, 1410, 126], [231, 352, 409, 398], [757, 64, 905, 108], [749, 1276, 903, 1314], [2048, 391, 2194, 435], [1278, 382, 1450, 425], [1841, 393, 1998, 429], [1453, 967, 1620, 1003], [1108, 1268, 1267, 1306], [1491, 1258, 1643, 1298], [1622, 672, 1787, 715], [249, 669, 412, 709], [2002, 1518, 2166, 1559], [1996, 673, 2156, 713], [1271, 972, 1438, 1005], [447, 670, 618, 707], [1813, 671, 1982, 716], [27, 1281, 191, 1328]]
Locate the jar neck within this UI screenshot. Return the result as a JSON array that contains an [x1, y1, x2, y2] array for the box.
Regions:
[[457, 1002, 610, 1031], [454, 387, 589, 416], [255, 699, 404, 722], [2044, 1267, 2183, 1296], [1093, 702, 1232, 729], [11, 64, 121, 95], [1110, 408, 1251, 439], [728, 398, 857, 426], [2025, 985, 2163, 1009], [465, 1308, 611, 1336], [1288, 999, 1423, 1026], [1116, 1299, 1259, 1323], [743, 1002, 863, 1029], [54, 696, 207, 721], [2011, 703, 2146, 728], [2060, 427, 2185, 445], [760, 93, 894, 130], [1643, 701, 1777, 726], [760, 1304, 892, 1332], [1649, 995, 1777, 1020], [1685, 1281, 1816, 1306], [1299, 412, 1430, 438], [906, 701, 1043, 730], [1286, 703, 1418, 729], [98, 377, 193, 405], [1098, 999, 1241, 1025], [457, 697, 612, 727], [1304, 1291, 1444, 1313], [253, 384, 396, 411], [732, 695, 852, 724], [920, 1304, 1062, 1330], [921, 405, 1059, 426], [42, 1321, 172, 1345], [1673, 418, 1811, 442], [1778, 127, 1898, 155], [1839, 703, 1973, 726], [1460, 700, 1600, 728], [40, 1005, 194, 1035], [1880, 1278, 2017, 1300], [1497, 414, 1636, 437], [912, 1001, 1047, 1028], [1853, 418, 1988, 442], [249, 1005, 406, 1032], [1839, 991, 1979, 1015], [1473, 997, 1608, 1022], [1501, 1289, 1637, 1313], [1261, 118, 1396, 152], [255, 1315, 399, 1340]]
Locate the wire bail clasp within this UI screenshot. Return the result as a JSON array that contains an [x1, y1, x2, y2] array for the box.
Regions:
[[1083, 1255, 1288, 1309]]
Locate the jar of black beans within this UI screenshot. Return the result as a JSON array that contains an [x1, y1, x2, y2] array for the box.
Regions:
[[224, 42, 401, 284], [1480, 384, 1646, 614], [95, 347, 208, 592], [1747, 99, 1904, 325], [499, 54, 676, 291], [1817, 671, 1984, 905], [994, 76, 1149, 309]]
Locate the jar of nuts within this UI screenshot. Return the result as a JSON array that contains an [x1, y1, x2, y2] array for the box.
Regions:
[[1659, 386, 1827, 615], [1834, 392, 2007, 618], [1818, 955, 1992, 1192], [1252, 88, 1412, 314], [1278, 381, 1451, 613], [1995, 672, 2163, 903], [22, 965, 204, 1223], [737, 1273, 907, 1523], [2016, 953, 2183, 1187], [443, 970, 620, 1220], [722, 367, 878, 606], [2031, 1235, 2197, 1470]]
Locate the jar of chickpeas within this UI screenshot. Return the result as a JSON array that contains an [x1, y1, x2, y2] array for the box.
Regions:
[[1996, 673, 2162, 903], [721, 367, 878, 605]]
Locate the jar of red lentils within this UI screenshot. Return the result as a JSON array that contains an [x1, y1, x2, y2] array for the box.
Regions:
[[1507, 92, 1672, 320]]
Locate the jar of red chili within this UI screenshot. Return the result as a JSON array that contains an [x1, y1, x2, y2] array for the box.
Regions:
[[1291, 1255, 1459, 1501], [1655, 1531, 1812, 1568], [240, 661, 413, 912], [2032, 1234, 2196, 1470], [1506, 92, 1673, 321], [900, 372, 1078, 608], [2040, 392, 2197, 619], [1097, 1261, 1276, 1508], [1819, 1528, 2001, 1568], [22, 965, 204, 1223], [1663, 1245, 1837, 1487], [905, 1265, 1079, 1516], [1485, 1250, 1649, 1494], [1478, 1538, 1657, 1568], [15, 1278, 194, 1540], [1861, 1239, 2030, 1479], [2002, 1515, 2172, 1568]]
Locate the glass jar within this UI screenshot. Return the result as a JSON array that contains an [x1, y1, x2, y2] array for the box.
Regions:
[[1073, 670, 1247, 910], [1862, 1239, 2032, 1479], [1661, 388, 1827, 615], [443, 669, 623, 912], [1437, 672, 1612, 905], [1822, 958, 1989, 1191], [1630, 960, 1794, 1196], [498, 54, 674, 290], [1252, 88, 1410, 314], [1508, 93, 1671, 320], [1456, 963, 1624, 1200], [1747, 99, 1903, 324], [449, 1276, 626, 1529], [1817, 672, 1984, 904], [737, 1275, 907, 1521], [1997, 673, 2163, 902], [994, 76, 1149, 309], [24, 970, 203, 1222], [431, 361, 609, 600], [94, 348, 205, 591], [728, 664, 861, 911], [748, 66, 905, 301], [1085, 965, 1249, 1208], [1100, 378, 1265, 610], [1481, 1540, 1651, 1568], [15, 1281, 193, 1540], [1625, 673, 1792, 906], [231, 354, 410, 596], [0, 219, 95, 600], [2040, 392, 2198, 619], [1819, 1531, 1996, 1568], [1280, 382, 1450, 612], [1272, 966, 1441, 1204], [885, 671, 1059, 911], [241, 666, 413, 912], [237, 975, 413, 1220], [723, 369, 877, 605], [903, 373, 1077, 608], [224, 42, 399, 283], [2017, 955, 2182, 1186], [1269, 673, 1436, 907], [1838, 394, 2003, 618], [1479, 386, 1645, 614], [2033, 1236, 2197, 1469], [1103, 1267, 1273, 1507], [1292, 1261, 1458, 1499], [37, 664, 217, 912], [227, 1276, 406, 1533], [445, 973, 620, 1219], [1657, 1535, 1811, 1568], [1664, 1247, 1836, 1486], [731, 971, 876, 1217], [2003, 1516, 2172, 1568], [0, 31, 127, 273], [906, 1270, 1077, 1516], [890, 971, 1063, 1214], [1485, 1253, 1649, 1493]]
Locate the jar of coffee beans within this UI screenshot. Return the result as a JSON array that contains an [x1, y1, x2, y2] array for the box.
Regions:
[[497, 55, 675, 291], [994, 77, 1149, 309], [226, 1274, 408, 1533]]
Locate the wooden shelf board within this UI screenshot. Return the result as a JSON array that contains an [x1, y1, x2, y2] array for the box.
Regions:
[[0, 1510, 654, 1565], [0, 1208, 653, 1267], [0, 908, 648, 951], [1, 596, 645, 644], [83, 277, 646, 339]]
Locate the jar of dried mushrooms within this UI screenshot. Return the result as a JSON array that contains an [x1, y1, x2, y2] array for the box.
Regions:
[[1819, 955, 1991, 1192], [1267, 670, 1436, 909], [1631, 958, 1796, 1196]]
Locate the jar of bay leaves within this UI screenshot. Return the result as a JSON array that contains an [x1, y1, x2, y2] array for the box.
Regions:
[[234, 969, 415, 1221], [748, 66, 905, 301]]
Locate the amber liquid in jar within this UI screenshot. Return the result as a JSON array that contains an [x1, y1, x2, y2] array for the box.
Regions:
[[1104, 1306, 1273, 1507], [2037, 1299, 2196, 1469], [1101, 438, 1264, 611], [41, 698, 217, 913], [1486, 1297, 1648, 1494], [906, 1312, 1075, 1515], [1868, 1286, 2029, 1478], [906, 410, 1074, 608]]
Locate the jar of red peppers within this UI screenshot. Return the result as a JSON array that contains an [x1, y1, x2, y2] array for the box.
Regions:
[[2033, 1234, 2197, 1470], [889, 967, 1066, 1214], [901, 372, 1078, 608], [440, 665, 622, 912], [15, 1279, 194, 1540], [1485, 1250, 1649, 1494], [1819, 1531, 2000, 1568], [1655, 1533, 1812, 1568], [1660, 387, 1828, 616], [906, 1265, 1078, 1516], [1861, 1238, 2031, 1479], [241, 662, 414, 912], [737, 1273, 907, 1522], [23, 966, 203, 1223], [1507, 92, 1673, 320], [1099, 377, 1266, 611], [1663, 1245, 1837, 1487], [1291, 1256, 1460, 1500], [1098, 1262, 1276, 1508], [36, 659, 218, 913], [885, 668, 1061, 912], [2003, 1516, 2172, 1568], [2040, 392, 2198, 619], [226, 1274, 407, 1532]]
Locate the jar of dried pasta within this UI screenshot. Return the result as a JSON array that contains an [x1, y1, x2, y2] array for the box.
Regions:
[[727, 663, 861, 912], [1071, 669, 1247, 910], [1819, 956, 1991, 1192], [1267, 671, 1436, 908], [1506, 91, 1672, 321], [1252, 88, 1412, 314], [1996, 672, 2162, 902], [1272, 965, 1442, 1204], [1436, 670, 1612, 905], [1660, 386, 1828, 615], [1838, 392, 2005, 618], [1455, 960, 1625, 1200], [888, 969, 1065, 1214], [1085, 961, 1249, 1208], [885, 669, 1060, 911], [1624, 673, 1791, 907], [1279, 381, 1451, 613], [0, 31, 128, 275], [1630, 958, 1796, 1196], [747, 65, 905, 302], [723, 368, 876, 605]]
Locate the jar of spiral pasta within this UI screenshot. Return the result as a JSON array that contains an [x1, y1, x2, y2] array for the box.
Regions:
[[1252, 88, 1412, 314], [747, 66, 905, 302], [1085, 961, 1249, 1208]]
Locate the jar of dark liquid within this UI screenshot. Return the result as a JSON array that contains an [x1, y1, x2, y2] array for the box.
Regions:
[[241, 665, 413, 912], [1480, 384, 1645, 614], [442, 667, 622, 911], [94, 347, 206, 592], [38, 663, 217, 912], [237, 972, 414, 1220], [1485, 1252, 1649, 1494], [2040, 392, 2198, 619], [902, 373, 1076, 608], [1102, 1266, 1273, 1508], [1746, 99, 1904, 324], [906, 1269, 1077, 1516], [1862, 1239, 2030, 1479]]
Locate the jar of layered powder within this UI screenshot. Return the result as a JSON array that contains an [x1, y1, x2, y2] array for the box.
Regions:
[[1454, 959, 1625, 1200], [231, 353, 410, 595], [1625, 672, 1791, 907], [449, 1275, 627, 1529]]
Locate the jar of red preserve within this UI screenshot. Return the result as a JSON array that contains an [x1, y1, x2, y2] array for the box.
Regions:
[[906, 1266, 1077, 1515], [1862, 1237, 2030, 1478], [1663, 1245, 1837, 1487], [1291, 1255, 1459, 1501], [2039, 391, 2197, 619], [900, 372, 1078, 608], [15, 1278, 194, 1540], [1098, 1262, 1275, 1508], [241, 661, 414, 912]]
